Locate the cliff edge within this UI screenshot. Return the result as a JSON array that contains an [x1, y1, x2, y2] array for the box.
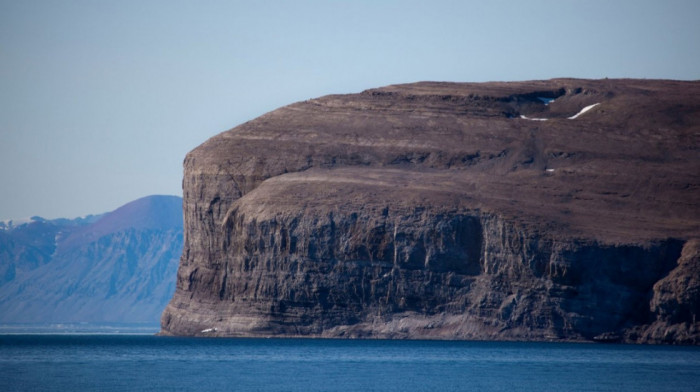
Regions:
[[161, 79, 699, 344]]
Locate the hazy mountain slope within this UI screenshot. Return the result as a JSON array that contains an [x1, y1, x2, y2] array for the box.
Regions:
[[0, 216, 100, 287], [0, 195, 182, 325]]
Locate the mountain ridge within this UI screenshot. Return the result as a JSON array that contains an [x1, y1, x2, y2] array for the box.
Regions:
[[0, 195, 183, 325]]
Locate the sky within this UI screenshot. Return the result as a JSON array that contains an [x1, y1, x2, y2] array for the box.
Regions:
[[1, 0, 699, 220]]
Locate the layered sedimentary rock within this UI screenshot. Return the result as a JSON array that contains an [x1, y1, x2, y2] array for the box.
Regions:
[[161, 79, 700, 343]]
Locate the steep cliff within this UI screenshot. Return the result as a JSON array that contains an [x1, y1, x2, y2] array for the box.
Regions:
[[161, 79, 700, 343]]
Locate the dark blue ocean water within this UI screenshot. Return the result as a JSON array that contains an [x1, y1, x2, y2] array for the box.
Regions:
[[1, 335, 699, 392]]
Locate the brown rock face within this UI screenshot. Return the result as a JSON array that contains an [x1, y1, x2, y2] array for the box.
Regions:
[[161, 79, 700, 344]]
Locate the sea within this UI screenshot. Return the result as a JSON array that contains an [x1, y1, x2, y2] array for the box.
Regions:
[[1, 335, 699, 392]]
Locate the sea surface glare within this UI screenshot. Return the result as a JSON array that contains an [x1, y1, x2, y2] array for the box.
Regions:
[[1, 335, 699, 391]]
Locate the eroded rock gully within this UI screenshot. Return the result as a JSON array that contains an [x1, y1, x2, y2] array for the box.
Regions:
[[161, 79, 700, 344]]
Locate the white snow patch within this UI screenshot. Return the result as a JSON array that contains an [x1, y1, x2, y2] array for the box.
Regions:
[[518, 102, 602, 122], [546, 168, 555, 172], [538, 97, 555, 105], [520, 115, 548, 121], [201, 328, 217, 333], [568, 103, 600, 119]]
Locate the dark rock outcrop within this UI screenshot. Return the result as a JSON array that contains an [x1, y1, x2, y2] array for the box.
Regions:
[[160, 79, 700, 343], [0, 195, 183, 325]]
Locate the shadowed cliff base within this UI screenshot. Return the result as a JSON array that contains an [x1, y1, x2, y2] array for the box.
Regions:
[[161, 79, 700, 344]]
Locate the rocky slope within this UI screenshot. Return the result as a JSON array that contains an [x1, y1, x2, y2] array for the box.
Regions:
[[0, 195, 182, 325], [161, 79, 700, 344]]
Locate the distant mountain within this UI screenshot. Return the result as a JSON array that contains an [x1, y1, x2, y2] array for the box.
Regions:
[[0, 214, 103, 286], [0, 195, 182, 327]]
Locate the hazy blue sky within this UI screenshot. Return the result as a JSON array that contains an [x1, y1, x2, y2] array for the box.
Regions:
[[1, 0, 699, 220]]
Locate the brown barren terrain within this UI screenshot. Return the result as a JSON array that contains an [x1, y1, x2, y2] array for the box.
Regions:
[[161, 79, 699, 344]]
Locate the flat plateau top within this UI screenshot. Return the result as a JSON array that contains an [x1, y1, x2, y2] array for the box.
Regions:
[[190, 79, 700, 244]]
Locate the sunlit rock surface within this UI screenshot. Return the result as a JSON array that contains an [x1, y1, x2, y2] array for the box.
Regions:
[[161, 79, 699, 344]]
